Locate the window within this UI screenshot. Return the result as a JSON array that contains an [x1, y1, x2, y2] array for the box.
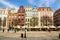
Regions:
[[2, 10, 5, 14], [28, 19, 29, 22], [18, 15, 20, 16], [22, 19, 24, 20], [27, 19, 28, 22], [22, 16, 24, 18], [58, 17, 60, 20], [22, 14, 24, 16], [26, 19, 27, 22], [19, 16, 20, 18], [18, 19, 20, 23]]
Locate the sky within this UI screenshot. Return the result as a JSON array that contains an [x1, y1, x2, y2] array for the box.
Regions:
[[0, 0, 60, 12]]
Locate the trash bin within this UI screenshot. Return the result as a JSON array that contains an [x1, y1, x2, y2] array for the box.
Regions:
[[21, 33, 23, 38], [59, 33, 60, 38]]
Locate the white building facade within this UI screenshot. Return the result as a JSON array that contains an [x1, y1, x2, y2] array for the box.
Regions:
[[32, 7, 38, 27], [25, 6, 38, 28], [0, 8, 8, 29], [25, 6, 33, 27]]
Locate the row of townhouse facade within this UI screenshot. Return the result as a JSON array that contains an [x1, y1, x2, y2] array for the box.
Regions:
[[25, 6, 53, 28], [0, 6, 55, 30]]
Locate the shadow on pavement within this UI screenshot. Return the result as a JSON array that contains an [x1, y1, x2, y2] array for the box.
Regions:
[[0, 37, 60, 40]]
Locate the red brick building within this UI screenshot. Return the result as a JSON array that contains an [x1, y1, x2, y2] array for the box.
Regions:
[[18, 6, 26, 26], [54, 9, 60, 26]]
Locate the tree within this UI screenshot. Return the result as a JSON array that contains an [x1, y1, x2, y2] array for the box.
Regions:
[[30, 17, 38, 27]]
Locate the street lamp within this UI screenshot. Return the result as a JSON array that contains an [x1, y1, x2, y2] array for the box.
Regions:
[[24, 28, 26, 38]]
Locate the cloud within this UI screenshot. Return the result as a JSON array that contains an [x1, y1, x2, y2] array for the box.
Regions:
[[38, 0, 56, 7], [28, 0, 34, 4], [56, 5, 60, 10], [0, 0, 18, 10], [28, 0, 56, 7], [28, 0, 36, 5]]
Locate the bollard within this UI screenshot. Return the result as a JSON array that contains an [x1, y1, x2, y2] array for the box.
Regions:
[[59, 33, 60, 39], [21, 33, 23, 38]]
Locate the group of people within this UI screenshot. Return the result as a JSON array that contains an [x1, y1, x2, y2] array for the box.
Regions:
[[2, 27, 18, 33]]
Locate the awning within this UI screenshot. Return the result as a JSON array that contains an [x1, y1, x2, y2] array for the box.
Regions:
[[22, 26, 28, 28], [57, 26, 60, 28], [17, 25, 20, 28], [42, 26, 49, 28], [49, 26, 56, 28]]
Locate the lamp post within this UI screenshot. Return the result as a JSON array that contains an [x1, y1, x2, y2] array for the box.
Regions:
[[24, 27, 26, 38], [48, 24, 50, 32]]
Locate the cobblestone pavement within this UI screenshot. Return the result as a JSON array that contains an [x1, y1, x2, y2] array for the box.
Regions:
[[0, 31, 60, 40]]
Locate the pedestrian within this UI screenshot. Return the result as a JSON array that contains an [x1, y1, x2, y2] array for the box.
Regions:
[[21, 33, 23, 38], [24, 29, 26, 38], [48, 29, 50, 32], [7, 29, 9, 32], [14, 28, 16, 33], [2, 28, 5, 32]]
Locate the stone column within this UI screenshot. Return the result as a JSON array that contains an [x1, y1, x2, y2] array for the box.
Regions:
[[38, 12, 41, 28], [2, 17, 4, 28], [6, 15, 8, 29]]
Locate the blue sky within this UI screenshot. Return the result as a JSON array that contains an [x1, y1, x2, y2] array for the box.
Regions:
[[0, 0, 60, 12]]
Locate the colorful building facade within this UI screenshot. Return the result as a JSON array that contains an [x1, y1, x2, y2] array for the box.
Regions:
[[25, 5, 38, 28], [25, 6, 33, 27], [38, 7, 53, 28], [54, 9, 60, 26], [0, 6, 55, 30], [0, 8, 8, 29], [8, 8, 18, 28], [18, 6, 25, 27]]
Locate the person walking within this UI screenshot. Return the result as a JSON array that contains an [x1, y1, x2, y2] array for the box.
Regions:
[[2, 28, 5, 32], [7, 29, 9, 32], [14, 28, 17, 33]]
